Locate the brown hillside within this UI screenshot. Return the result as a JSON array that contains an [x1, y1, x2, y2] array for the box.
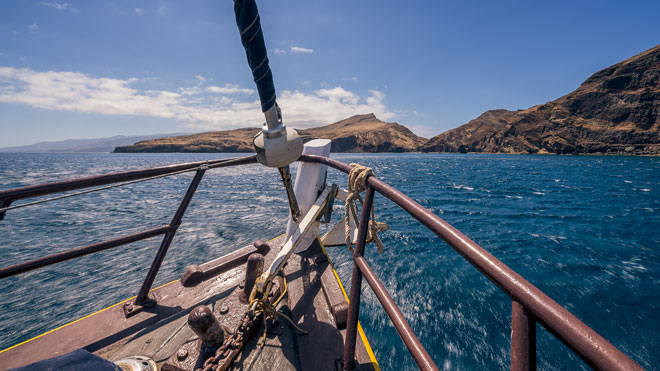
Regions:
[[113, 128, 259, 153], [298, 113, 426, 152], [423, 44, 660, 155], [114, 114, 426, 153]]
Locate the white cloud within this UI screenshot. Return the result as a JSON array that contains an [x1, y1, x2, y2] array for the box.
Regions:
[[194, 74, 206, 83], [135, 8, 143, 14], [41, 2, 77, 11], [206, 84, 254, 95], [351, 76, 358, 81], [273, 87, 394, 128], [273, 48, 286, 54], [0, 67, 394, 131], [290, 46, 313, 54], [28, 23, 39, 32]]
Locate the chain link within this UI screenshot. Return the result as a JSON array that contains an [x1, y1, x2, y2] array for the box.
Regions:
[[196, 311, 259, 371]]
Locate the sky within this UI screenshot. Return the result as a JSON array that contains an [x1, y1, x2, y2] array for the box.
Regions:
[[0, 1, 659, 147]]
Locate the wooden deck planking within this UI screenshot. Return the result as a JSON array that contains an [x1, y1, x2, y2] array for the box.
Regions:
[[1, 235, 378, 370]]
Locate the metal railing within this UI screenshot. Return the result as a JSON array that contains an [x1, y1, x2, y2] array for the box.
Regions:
[[0, 154, 644, 370], [298, 154, 642, 371], [0, 156, 257, 312]]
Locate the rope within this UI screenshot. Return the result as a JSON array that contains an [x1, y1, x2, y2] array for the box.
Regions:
[[344, 163, 385, 254], [249, 275, 307, 348], [0, 164, 210, 214]]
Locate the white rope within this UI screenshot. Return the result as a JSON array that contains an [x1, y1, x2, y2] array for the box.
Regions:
[[344, 163, 385, 254]]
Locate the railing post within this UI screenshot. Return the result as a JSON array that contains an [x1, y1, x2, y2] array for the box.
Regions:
[[512, 300, 536, 371], [133, 169, 206, 308], [343, 185, 375, 370]]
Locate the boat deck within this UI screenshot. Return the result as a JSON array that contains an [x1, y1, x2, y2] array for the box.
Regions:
[[0, 235, 377, 370]]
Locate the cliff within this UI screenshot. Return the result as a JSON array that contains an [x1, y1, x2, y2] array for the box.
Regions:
[[113, 114, 427, 153], [423, 44, 660, 155]]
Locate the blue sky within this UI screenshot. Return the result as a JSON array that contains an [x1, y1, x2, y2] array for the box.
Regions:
[[0, 0, 658, 147]]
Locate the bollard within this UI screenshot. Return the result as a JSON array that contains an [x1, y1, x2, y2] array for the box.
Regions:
[[187, 305, 225, 346], [240, 253, 264, 303]]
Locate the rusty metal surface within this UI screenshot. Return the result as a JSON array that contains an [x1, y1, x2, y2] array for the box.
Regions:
[[188, 305, 226, 346], [164, 250, 284, 371], [0, 156, 257, 204], [240, 253, 264, 303], [0, 237, 284, 370], [0, 225, 170, 279], [355, 256, 437, 371], [122, 297, 157, 318], [135, 169, 206, 305], [343, 185, 375, 371], [181, 242, 270, 288], [163, 286, 252, 371], [284, 239, 375, 371], [511, 301, 536, 371], [316, 254, 348, 329], [300, 154, 642, 370]]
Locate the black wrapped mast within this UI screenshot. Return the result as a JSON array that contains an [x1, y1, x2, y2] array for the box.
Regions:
[[234, 0, 303, 170], [234, 0, 276, 113]]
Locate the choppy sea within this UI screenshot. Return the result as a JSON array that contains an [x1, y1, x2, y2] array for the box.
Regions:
[[1, 152, 659, 370]]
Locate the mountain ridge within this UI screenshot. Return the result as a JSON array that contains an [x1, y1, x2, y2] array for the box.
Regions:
[[0, 134, 185, 153], [113, 113, 427, 153], [422, 44, 660, 155]]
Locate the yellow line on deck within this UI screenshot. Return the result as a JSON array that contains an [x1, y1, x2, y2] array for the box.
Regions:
[[1, 235, 287, 355], [319, 240, 380, 371], [0, 279, 177, 354]]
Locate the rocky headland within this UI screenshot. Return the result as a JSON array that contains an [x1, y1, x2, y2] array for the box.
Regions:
[[113, 113, 426, 153], [115, 44, 660, 155], [422, 44, 660, 155]]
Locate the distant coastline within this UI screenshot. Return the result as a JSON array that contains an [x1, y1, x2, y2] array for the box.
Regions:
[[112, 44, 660, 156], [4, 45, 658, 156]]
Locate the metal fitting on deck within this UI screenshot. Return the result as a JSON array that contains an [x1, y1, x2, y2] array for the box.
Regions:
[[187, 305, 225, 346], [240, 253, 264, 303]]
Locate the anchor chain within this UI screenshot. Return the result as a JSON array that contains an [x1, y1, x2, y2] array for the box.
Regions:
[[198, 311, 260, 371]]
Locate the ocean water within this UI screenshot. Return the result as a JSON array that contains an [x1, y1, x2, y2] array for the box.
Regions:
[[0, 153, 659, 370]]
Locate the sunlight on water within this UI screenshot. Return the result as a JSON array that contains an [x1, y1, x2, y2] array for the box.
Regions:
[[1, 152, 659, 370]]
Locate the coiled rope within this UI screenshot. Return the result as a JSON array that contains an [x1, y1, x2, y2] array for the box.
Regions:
[[344, 163, 385, 254]]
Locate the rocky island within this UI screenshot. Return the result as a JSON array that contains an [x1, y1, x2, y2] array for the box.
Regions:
[[113, 113, 426, 153], [423, 44, 660, 155], [115, 44, 659, 155]]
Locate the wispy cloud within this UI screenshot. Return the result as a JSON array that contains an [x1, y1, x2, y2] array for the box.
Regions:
[[273, 48, 286, 54], [135, 8, 143, 15], [0, 67, 394, 130], [290, 46, 313, 54], [28, 23, 40, 33], [40, 2, 77, 11]]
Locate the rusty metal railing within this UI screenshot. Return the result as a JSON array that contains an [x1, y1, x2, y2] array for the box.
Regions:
[[299, 154, 642, 371], [0, 154, 644, 369], [0, 156, 257, 314]]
